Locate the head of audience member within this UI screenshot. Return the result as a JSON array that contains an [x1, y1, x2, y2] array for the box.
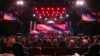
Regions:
[[6, 36, 16, 47], [52, 39, 58, 47], [68, 39, 76, 48], [82, 38, 89, 48], [46, 39, 52, 47], [19, 37, 27, 46], [12, 42, 25, 56]]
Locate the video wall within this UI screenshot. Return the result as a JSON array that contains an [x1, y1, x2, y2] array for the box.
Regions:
[[82, 12, 97, 22], [30, 24, 70, 34], [3, 11, 18, 21]]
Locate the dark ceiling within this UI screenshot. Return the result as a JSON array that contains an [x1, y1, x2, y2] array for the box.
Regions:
[[0, 0, 100, 12]]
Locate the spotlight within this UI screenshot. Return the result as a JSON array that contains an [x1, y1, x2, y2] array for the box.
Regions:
[[63, 8, 66, 10], [35, 7, 38, 10], [60, 16, 63, 19], [56, 14, 58, 16], [33, 14, 36, 17], [57, 8, 60, 10], [76, 0, 85, 6], [51, 8, 54, 10], [60, 14, 62, 16], [39, 16, 42, 18], [39, 14, 41, 16], [46, 11, 48, 13], [45, 18, 48, 20], [43, 14, 46, 16], [57, 11, 59, 13], [36, 11, 39, 13], [41, 7, 44, 10], [52, 11, 55, 13], [16, 0, 24, 5], [47, 20, 55, 24], [47, 8, 50, 10], [62, 11, 65, 14], [42, 11, 44, 13], [51, 14, 54, 16], [66, 14, 69, 17], [48, 14, 50, 16], [54, 18, 57, 21]]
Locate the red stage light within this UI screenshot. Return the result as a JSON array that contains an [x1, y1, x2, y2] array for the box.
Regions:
[[51, 8, 54, 10], [57, 11, 59, 13], [41, 7, 44, 10], [39, 14, 41, 16], [45, 18, 48, 20], [62, 11, 65, 14], [60, 16, 63, 19], [51, 14, 54, 16], [60, 14, 62, 16], [36, 11, 39, 13], [43, 14, 46, 16], [39, 16, 42, 18], [46, 11, 48, 13], [57, 8, 60, 10], [35, 7, 38, 10], [52, 11, 55, 14], [56, 14, 58, 16], [48, 14, 50, 16], [47, 8, 50, 10], [42, 11, 44, 13], [63, 8, 66, 10]]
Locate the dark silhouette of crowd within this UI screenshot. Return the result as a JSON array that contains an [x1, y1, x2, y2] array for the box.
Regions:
[[0, 35, 100, 56]]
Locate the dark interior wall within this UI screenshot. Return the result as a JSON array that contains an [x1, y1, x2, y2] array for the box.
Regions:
[[0, 0, 13, 11], [19, 7, 33, 35], [89, 0, 100, 12], [0, 22, 19, 36], [80, 22, 99, 36]]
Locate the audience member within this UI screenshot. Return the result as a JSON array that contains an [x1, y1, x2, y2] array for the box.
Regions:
[[12, 42, 28, 56], [84, 44, 100, 56]]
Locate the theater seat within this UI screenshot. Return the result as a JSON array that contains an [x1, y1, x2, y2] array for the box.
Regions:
[[28, 47, 41, 56], [41, 47, 55, 56], [55, 47, 69, 56], [69, 48, 82, 55]]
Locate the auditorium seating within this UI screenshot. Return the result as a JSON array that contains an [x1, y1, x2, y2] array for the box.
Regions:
[[28, 47, 88, 56], [68, 48, 82, 55], [28, 47, 41, 56], [55, 47, 69, 56], [41, 47, 55, 56]]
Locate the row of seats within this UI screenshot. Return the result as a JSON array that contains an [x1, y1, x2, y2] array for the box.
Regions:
[[28, 47, 88, 56]]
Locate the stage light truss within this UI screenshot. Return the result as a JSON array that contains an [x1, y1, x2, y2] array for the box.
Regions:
[[32, 6, 68, 23]]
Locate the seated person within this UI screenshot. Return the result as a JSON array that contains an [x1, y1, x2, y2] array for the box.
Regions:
[[12, 42, 28, 56], [84, 44, 100, 56]]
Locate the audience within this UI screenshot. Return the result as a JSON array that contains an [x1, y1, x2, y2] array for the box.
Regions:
[[81, 38, 89, 48], [0, 35, 100, 56], [59, 40, 66, 47], [84, 44, 100, 56], [12, 42, 28, 56]]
